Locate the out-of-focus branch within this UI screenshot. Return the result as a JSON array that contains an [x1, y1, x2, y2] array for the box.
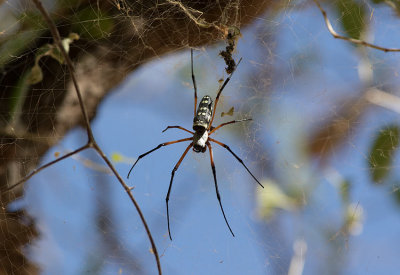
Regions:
[[313, 0, 400, 52], [365, 89, 400, 114]]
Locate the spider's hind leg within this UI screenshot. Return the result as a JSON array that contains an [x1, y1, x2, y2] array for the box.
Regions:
[[206, 142, 235, 237], [208, 137, 264, 188], [166, 142, 193, 240]]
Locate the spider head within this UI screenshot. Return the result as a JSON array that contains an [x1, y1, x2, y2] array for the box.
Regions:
[[193, 95, 213, 131]]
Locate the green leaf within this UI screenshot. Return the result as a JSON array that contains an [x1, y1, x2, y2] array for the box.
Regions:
[[71, 7, 114, 40], [111, 152, 124, 162], [49, 33, 80, 64], [335, 0, 366, 40], [18, 11, 46, 30], [111, 152, 136, 164], [27, 64, 44, 84], [0, 30, 41, 69], [8, 72, 30, 125], [340, 180, 351, 203], [28, 33, 79, 85], [257, 180, 296, 219], [368, 126, 400, 183]]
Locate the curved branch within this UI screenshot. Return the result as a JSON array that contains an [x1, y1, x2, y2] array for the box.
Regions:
[[313, 0, 400, 52]]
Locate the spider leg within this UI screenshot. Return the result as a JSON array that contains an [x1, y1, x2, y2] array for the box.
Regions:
[[162, 125, 194, 134], [127, 137, 193, 179], [206, 142, 235, 237], [208, 137, 264, 188], [166, 142, 193, 240], [208, 57, 242, 130], [191, 49, 198, 116], [209, 118, 252, 135]]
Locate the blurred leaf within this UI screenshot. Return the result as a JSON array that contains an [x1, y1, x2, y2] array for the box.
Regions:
[[257, 180, 296, 220], [28, 64, 43, 84], [71, 7, 114, 40], [340, 180, 351, 203], [221, 106, 234, 117], [308, 97, 367, 160], [111, 152, 124, 163], [344, 203, 364, 236], [28, 33, 79, 84], [111, 152, 135, 164], [368, 125, 400, 183], [8, 72, 30, 125], [49, 33, 80, 64], [18, 11, 46, 30], [335, 0, 366, 40], [0, 30, 41, 68]]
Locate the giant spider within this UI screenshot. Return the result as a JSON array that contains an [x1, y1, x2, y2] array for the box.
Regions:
[[127, 49, 264, 240]]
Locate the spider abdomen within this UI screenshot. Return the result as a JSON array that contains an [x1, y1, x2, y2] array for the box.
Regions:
[[193, 95, 213, 131], [193, 129, 208, 153]]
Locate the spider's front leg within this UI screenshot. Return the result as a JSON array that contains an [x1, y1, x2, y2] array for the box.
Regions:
[[191, 49, 198, 116], [162, 126, 194, 134], [208, 57, 242, 130], [209, 118, 252, 135], [127, 137, 192, 179]]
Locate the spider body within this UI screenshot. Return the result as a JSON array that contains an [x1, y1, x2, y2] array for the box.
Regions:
[[192, 95, 213, 153], [192, 128, 208, 153], [193, 95, 213, 131], [127, 49, 264, 240]]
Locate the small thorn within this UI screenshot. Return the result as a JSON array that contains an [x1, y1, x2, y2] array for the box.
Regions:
[[128, 186, 135, 191]]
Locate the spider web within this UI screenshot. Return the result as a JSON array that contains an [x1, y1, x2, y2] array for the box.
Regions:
[[2, 0, 400, 274]]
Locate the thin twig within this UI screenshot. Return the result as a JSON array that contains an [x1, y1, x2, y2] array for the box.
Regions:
[[93, 143, 162, 274], [24, 1, 163, 273], [313, 0, 400, 52], [5, 144, 90, 191], [30, 0, 94, 142]]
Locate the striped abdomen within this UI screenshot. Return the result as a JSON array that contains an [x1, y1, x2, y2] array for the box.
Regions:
[[193, 95, 213, 131]]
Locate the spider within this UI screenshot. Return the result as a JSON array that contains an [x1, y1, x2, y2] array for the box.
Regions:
[[127, 49, 264, 240]]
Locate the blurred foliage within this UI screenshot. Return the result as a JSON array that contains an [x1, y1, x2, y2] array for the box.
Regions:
[[343, 203, 364, 236], [71, 7, 114, 40], [335, 0, 366, 40], [0, 30, 42, 69], [368, 126, 400, 184], [28, 33, 79, 84], [339, 180, 351, 203], [371, 0, 400, 14], [8, 72, 30, 125], [257, 180, 297, 219], [111, 152, 135, 164], [221, 106, 234, 117]]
